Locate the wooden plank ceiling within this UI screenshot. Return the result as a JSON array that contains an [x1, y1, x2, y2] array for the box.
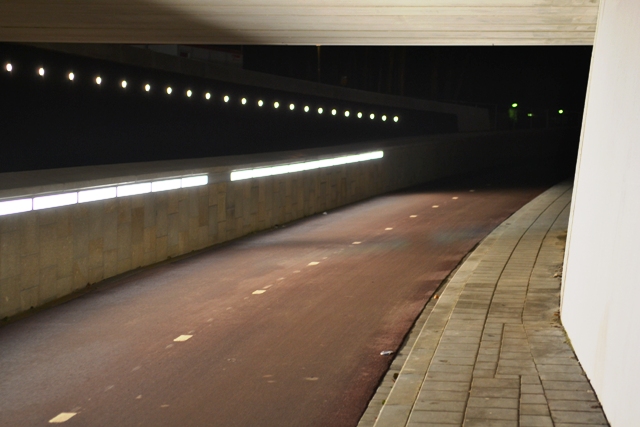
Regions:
[[0, 0, 599, 45]]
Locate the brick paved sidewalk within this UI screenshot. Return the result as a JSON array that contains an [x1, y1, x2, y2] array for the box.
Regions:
[[358, 182, 609, 427]]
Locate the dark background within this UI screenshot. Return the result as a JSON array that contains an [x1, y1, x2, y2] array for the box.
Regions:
[[243, 45, 593, 111], [0, 44, 592, 173]]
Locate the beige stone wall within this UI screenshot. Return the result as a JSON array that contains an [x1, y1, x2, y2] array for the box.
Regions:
[[0, 129, 574, 319]]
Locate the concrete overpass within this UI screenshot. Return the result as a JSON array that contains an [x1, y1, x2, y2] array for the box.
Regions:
[[0, 0, 598, 45], [2, 0, 640, 425]]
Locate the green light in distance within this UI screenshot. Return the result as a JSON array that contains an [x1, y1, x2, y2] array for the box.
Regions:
[[558, 109, 564, 114], [511, 103, 518, 108]]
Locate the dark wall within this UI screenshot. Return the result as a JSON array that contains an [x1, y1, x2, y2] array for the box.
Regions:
[[0, 44, 457, 173]]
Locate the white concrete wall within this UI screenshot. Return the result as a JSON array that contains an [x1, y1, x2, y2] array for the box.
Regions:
[[562, 0, 640, 425]]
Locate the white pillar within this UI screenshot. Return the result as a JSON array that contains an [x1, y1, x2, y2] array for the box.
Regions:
[[562, 0, 640, 425]]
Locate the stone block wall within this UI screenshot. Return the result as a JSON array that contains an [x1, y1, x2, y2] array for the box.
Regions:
[[0, 129, 575, 319]]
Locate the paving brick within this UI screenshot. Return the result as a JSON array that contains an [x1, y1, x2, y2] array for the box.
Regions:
[[470, 387, 520, 399], [520, 404, 550, 416], [472, 369, 496, 378], [521, 384, 545, 394], [472, 378, 520, 388], [548, 399, 603, 412], [521, 394, 547, 405], [412, 400, 466, 413], [467, 397, 518, 409], [409, 410, 464, 424], [462, 418, 518, 427], [554, 424, 608, 427], [465, 407, 518, 421], [417, 391, 469, 402], [541, 381, 593, 391], [420, 381, 471, 392], [550, 410, 609, 424], [520, 415, 554, 427]]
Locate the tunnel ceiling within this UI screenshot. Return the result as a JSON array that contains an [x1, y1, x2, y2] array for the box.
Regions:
[[0, 0, 598, 45]]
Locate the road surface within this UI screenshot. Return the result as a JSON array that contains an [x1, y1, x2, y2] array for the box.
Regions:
[[0, 167, 559, 427]]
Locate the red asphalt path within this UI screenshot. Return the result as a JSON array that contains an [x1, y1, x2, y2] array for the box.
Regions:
[[0, 171, 553, 427]]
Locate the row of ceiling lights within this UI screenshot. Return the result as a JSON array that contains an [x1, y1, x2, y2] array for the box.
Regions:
[[4, 62, 400, 123]]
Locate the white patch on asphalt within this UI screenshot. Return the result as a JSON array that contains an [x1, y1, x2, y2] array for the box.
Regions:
[[263, 285, 272, 289], [49, 413, 76, 423], [173, 335, 192, 342], [410, 215, 417, 218], [277, 277, 285, 281], [252, 290, 266, 294], [304, 377, 319, 381], [161, 404, 169, 408], [385, 227, 393, 230], [165, 344, 174, 349], [352, 241, 361, 244], [136, 395, 142, 399], [452, 197, 459, 200], [132, 366, 141, 372], [308, 262, 319, 266], [432, 205, 439, 208]]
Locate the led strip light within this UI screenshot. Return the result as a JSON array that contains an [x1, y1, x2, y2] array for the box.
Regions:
[[0, 175, 208, 217], [230, 151, 383, 181], [3, 62, 401, 124]]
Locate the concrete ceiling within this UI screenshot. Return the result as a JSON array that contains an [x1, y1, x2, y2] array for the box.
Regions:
[[0, 0, 599, 45]]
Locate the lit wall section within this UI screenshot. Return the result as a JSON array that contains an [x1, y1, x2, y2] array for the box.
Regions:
[[562, 0, 640, 425]]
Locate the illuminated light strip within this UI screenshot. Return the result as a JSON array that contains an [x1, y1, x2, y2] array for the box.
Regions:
[[0, 198, 32, 216], [151, 179, 181, 192], [117, 182, 151, 197], [0, 175, 209, 216], [181, 175, 208, 188], [230, 151, 383, 182], [78, 187, 117, 203], [33, 192, 77, 210]]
